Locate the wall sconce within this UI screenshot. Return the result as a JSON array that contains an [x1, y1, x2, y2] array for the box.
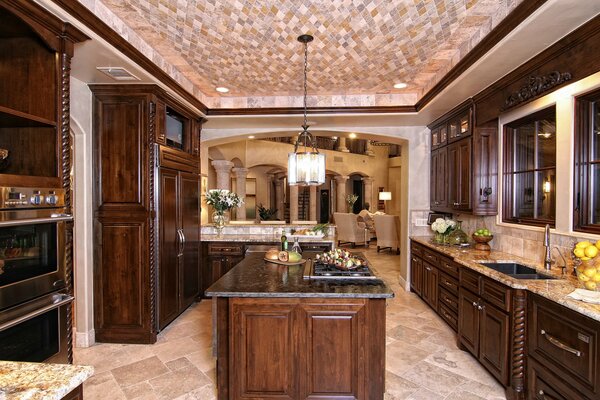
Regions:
[[543, 179, 551, 194]]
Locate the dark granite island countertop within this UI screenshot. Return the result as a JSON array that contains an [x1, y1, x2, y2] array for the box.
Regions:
[[205, 251, 394, 299]]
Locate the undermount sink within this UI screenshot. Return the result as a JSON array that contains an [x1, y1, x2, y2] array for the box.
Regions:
[[479, 262, 557, 280]]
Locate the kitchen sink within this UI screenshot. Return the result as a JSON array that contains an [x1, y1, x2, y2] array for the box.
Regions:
[[479, 262, 557, 280]]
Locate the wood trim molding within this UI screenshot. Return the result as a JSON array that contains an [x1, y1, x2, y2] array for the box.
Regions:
[[49, 0, 209, 115], [207, 105, 417, 116]]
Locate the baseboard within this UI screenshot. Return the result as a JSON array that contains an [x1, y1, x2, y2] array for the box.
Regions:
[[398, 275, 410, 292], [75, 329, 96, 348]]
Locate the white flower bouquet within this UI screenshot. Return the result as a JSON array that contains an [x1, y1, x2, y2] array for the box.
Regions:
[[431, 217, 456, 236], [205, 189, 244, 214]]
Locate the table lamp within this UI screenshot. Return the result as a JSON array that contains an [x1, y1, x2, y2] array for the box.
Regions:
[[379, 191, 391, 213]]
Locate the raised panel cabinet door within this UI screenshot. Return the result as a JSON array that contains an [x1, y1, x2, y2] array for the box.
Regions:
[[422, 262, 438, 309], [479, 303, 510, 385], [458, 289, 480, 357], [230, 300, 298, 400], [158, 168, 180, 330], [209, 256, 225, 286], [179, 172, 201, 307], [457, 138, 472, 210], [298, 302, 366, 399], [431, 148, 448, 210], [472, 124, 498, 215], [430, 150, 438, 208], [410, 255, 423, 296]]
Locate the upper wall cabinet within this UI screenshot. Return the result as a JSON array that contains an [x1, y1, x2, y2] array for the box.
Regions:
[[428, 101, 498, 216], [0, 1, 87, 188]]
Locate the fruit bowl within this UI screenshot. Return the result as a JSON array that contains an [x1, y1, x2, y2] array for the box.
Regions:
[[472, 234, 493, 251], [575, 259, 600, 291]]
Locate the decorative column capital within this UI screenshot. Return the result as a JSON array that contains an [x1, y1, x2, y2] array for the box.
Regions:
[[334, 175, 349, 183], [211, 160, 234, 173], [232, 167, 249, 178], [361, 177, 374, 183]]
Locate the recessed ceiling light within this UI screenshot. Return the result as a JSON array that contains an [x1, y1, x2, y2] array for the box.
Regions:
[[248, 135, 255, 139], [349, 133, 357, 139], [331, 136, 338, 140], [216, 87, 229, 93], [393, 83, 408, 89]]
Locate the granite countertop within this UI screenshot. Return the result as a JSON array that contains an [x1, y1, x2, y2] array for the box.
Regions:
[[0, 361, 93, 400], [201, 234, 335, 243], [205, 252, 394, 299], [411, 236, 600, 322]]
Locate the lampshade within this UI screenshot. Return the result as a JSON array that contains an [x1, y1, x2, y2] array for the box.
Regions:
[[379, 191, 392, 201], [288, 151, 325, 186]]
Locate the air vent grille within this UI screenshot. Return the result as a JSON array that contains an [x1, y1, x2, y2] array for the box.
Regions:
[[334, 156, 343, 162], [96, 67, 140, 81]]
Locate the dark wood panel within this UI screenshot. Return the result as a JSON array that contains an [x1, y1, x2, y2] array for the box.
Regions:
[[179, 172, 200, 306], [447, 137, 471, 211], [458, 288, 479, 356], [439, 287, 458, 312], [460, 268, 481, 295], [158, 169, 179, 329], [410, 254, 423, 296], [422, 261, 438, 310], [438, 303, 458, 332], [472, 122, 498, 215], [479, 303, 510, 385], [439, 272, 459, 295], [481, 277, 511, 313], [158, 145, 199, 173], [528, 358, 591, 400], [0, 127, 57, 177]]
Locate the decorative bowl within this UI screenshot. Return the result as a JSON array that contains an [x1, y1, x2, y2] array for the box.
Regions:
[[575, 259, 600, 292], [472, 234, 493, 251]]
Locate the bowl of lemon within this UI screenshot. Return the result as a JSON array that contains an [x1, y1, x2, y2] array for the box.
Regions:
[[573, 240, 600, 291]]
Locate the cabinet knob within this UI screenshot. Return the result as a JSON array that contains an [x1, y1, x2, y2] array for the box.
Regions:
[[538, 390, 544, 396], [453, 202, 460, 206], [472, 301, 478, 307]]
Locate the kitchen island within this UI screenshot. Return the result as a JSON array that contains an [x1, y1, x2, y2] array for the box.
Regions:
[[206, 251, 393, 400]]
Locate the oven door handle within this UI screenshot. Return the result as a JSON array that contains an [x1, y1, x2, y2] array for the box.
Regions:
[[0, 294, 74, 332], [0, 214, 73, 227]]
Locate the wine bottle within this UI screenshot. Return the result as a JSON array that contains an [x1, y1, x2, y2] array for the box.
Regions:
[[281, 229, 288, 251]]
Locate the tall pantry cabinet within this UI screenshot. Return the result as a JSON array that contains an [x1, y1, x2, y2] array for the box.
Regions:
[[91, 85, 203, 343]]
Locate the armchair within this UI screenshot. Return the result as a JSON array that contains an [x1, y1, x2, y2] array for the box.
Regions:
[[373, 214, 400, 254], [333, 212, 368, 247]]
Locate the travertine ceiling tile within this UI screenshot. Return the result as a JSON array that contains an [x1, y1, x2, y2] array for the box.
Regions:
[[93, 0, 523, 108]]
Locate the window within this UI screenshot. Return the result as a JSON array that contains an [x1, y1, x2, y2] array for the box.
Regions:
[[503, 107, 556, 226], [575, 90, 600, 233]]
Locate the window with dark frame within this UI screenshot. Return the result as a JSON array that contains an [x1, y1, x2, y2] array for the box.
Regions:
[[502, 107, 556, 227], [575, 90, 600, 234]]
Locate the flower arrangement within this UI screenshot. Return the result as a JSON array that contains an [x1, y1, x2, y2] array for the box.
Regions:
[[431, 218, 457, 244], [205, 189, 244, 214], [346, 194, 359, 212]]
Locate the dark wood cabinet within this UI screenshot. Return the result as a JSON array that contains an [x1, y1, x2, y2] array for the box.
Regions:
[[201, 242, 244, 298], [428, 102, 497, 215], [479, 301, 510, 384], [528, 294, 600, 399], [220, 297, 385, 400], [158, 168, 201, 329], [92, 85, 203, 343], [422, 261, 438, 309], [458, 288, 480, 355], [410, 254, 423, 296]]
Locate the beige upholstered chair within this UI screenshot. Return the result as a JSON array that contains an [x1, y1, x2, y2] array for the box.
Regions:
[[357, 209, 376, 240], [333, 212, 368, 247], [373, 214, 401, 254]]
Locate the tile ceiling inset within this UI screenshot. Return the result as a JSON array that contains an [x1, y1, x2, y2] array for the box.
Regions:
[[94, 0, 523, 108]]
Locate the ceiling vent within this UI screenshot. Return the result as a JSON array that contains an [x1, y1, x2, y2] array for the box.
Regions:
[[96, 67, 140, 81]]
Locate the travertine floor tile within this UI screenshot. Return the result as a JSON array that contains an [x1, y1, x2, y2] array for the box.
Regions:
[[112, 356, 169, 388]]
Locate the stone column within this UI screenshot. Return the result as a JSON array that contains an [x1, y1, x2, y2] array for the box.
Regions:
[[211, 160, 234, 190], [232, 167, 249, 220], [362, 177, 374, 209], [274, 178, 284, 220], [338, 137, 349, 152], [309, 185, 317, 221], [365, 140, 374, 156], [334, 175, 349, 212], [289, 184, 299, 222]]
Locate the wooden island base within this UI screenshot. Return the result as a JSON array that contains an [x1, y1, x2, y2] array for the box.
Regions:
[[214, 296, 386, 400]]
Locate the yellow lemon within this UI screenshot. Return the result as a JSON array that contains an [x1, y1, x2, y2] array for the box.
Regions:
[[583, 267, 597, 278], [585, 281, 597, 291], [573, 248, 586, 258], [577, 241, 593, 249], [585, 245, 599, 258], [596, 240, 600, 250], [581, 256, 592, 261], [592, 273, 600, 283], [578, 273, 590, 282]]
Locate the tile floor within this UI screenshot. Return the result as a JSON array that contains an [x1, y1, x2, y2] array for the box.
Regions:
[[74, 244, 507, 400]]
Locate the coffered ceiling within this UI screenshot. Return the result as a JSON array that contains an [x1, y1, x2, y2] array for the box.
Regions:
[[88, 0, 523, 109]]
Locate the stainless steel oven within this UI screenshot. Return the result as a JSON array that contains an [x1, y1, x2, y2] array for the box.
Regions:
[[0, 292, 72, 363], [0, 186, 71, 310]]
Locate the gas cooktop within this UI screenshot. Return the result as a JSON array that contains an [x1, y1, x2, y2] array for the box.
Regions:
[[303, 256, 379, 280]]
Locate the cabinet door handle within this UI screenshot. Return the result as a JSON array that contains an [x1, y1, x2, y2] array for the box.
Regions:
[[425, 266, 432, 271], [477, 304, 484, 311], [472, 301, 478, 308], [540, 330, 582, 357], [444, 281, 452, 287], [181, 229, 186, 252], [177, 229, 184, 256]]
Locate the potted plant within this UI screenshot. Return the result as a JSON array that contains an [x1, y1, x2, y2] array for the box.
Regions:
[[346, 194, 358, 213], [205, 189, 244, 235], [257, 203, 278, 221]]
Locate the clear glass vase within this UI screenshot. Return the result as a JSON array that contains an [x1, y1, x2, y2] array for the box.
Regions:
[[447, 221, 468, 245], [212, 211, 226, 236]]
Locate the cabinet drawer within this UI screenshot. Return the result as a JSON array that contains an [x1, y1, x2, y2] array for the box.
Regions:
[[481, 277, 511, 312], [439, 288, 458, 312], [439, 272, 459, 295], [460, 268, 480, 294], [528, 359, 591, 400], [438, 257, 459, 278], [422, 249, 439, 265], [410, 241, 423, 257], [207, 243, 244, 256], [439, 303, 458, 332], [529, 295, 599, 394]]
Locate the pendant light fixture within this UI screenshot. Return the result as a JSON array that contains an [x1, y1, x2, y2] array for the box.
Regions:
[[287, 34, 326, 186]]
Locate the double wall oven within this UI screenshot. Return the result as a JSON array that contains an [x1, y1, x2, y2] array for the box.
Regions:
[[0, 187, 72, 363]]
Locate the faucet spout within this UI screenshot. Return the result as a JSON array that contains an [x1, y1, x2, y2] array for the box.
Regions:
[[543, 224, 552, 270]]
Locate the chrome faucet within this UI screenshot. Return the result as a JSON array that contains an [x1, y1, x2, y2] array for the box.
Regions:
[[543, 224, 552, 270], [551, 246, 567, 275]]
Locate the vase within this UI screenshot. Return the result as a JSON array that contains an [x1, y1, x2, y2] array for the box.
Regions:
[[447, 221, 468, 246], [434, 232, 446, 244], [212, 211, 226, 236]]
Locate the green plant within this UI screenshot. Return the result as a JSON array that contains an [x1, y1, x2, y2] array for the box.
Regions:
[[257, 203, 278, 220], [312, 223, 330, 236]]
